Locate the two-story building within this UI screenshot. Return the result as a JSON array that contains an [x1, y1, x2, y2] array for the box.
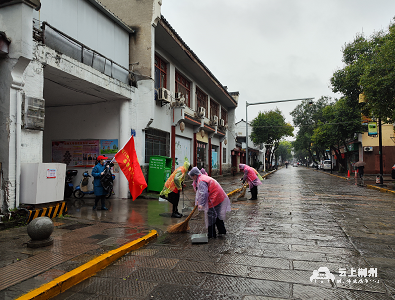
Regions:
[[99, 0, 238, 179], [0, 0, 238, 210]]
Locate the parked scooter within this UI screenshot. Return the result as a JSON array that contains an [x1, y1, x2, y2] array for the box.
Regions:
[[73, 171, 115, 199], [64, 170, 78, 198]]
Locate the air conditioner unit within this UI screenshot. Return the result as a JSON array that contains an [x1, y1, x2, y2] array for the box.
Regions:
[[220, 119, 225, 127], [364, 146, 373, 152], [212, 115, 219, 126], [175, 92, 183, 99], [158, 88, 171, 103], [197, 107, 205, 118]]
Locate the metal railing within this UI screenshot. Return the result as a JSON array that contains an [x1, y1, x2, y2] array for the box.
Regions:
[[33, 19, 131, 85]]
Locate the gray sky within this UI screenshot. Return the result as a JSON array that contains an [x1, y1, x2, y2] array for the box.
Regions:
[[161, 0, 395, 136]]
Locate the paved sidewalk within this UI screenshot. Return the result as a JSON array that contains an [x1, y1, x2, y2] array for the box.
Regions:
[[1, 168, 394, 299], [0, 213, 153, 299], [0, 170, 264, 300]]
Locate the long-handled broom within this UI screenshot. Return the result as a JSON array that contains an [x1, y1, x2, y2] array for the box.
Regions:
[[167, 184, 248, 233], [237, 182, 249, 199]]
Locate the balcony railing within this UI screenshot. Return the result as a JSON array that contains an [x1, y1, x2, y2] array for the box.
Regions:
[[33, 19, 131, 85]]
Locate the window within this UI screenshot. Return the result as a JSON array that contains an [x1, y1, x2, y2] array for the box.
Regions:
[[175, 71, 191, 107], [223, 147, 226, 163], [145, 128, 170, 163], [212, 145, 219, 169], [196, 88, 208, 117], [154, 55, 167, 91], [221, 107, 228, 124], [210, 100, 219, 120]]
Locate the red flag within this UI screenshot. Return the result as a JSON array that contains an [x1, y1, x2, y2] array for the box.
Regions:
[[115, 136, 147, 200]]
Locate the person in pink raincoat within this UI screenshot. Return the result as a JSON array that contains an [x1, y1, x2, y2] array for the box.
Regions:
[[188, 167, 231, 238], [239, 164, 262, 200], [192, 168, 208, 192]]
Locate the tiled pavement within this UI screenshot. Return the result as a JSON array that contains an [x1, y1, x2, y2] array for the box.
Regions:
[[1, 167, 395, 299]]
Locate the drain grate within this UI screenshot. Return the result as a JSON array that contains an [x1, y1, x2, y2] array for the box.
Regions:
[[61, 223, 93, 230]]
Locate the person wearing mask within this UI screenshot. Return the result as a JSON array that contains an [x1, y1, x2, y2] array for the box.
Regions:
[[239, 164, 262, 200], [92, 155, 110, 210], [188, 167, 231, 239], [160, 159, 192, 218]]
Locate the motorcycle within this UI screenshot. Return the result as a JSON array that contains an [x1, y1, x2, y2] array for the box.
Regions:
[[64, 170, 78, 198], [73, 171, 115, 199]]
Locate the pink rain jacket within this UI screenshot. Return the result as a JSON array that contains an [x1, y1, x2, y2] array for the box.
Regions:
[[196, 174, 228, 208]]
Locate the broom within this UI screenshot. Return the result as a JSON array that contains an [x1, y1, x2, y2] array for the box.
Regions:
[[237, 182, 249, 199], [167, 185, 248, 233], [167, 205, 198, 233]]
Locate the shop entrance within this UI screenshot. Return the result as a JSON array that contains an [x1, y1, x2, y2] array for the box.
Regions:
[[197, 142, 206, 169]]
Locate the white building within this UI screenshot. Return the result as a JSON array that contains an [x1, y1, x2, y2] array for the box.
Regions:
[[0, 0, 238, 210], [0, 0, 135, 210], [99, 0, 238, 177], [234, 119, 264, 169]]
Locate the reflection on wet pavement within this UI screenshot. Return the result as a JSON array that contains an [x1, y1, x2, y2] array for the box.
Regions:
[[55, 167, 395, 299]]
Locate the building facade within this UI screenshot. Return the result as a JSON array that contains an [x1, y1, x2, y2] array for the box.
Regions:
[[99, 0, 238, 178], [0, 0, 238, 210]]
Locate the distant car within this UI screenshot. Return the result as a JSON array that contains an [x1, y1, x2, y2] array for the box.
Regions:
[[293, 163, 298, 167], [322, 160, 332, 170]]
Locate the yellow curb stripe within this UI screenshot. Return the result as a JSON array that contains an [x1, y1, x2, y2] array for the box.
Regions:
[[316, 170, 395, 194], [366, 184, 395, 195], [16, 229, 158, 300]]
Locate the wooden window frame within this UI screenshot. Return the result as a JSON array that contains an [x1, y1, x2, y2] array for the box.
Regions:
[[175, 71, 191, 107], [154, 54, 167, 90], [210, 99, 219, 120], [196, 87, 208, 118], [221, 107, 228, 125]]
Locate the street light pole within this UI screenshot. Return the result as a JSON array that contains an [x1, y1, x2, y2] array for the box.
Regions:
[[245, 97, 314, 167]]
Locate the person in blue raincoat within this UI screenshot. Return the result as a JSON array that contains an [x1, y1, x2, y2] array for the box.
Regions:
[[92, 155, 109, 210]]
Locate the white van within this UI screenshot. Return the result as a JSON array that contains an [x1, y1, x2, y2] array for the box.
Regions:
[[322, 160, 332, 170]]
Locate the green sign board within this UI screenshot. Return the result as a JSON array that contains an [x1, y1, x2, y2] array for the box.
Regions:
[[368, 122, 377, 136]]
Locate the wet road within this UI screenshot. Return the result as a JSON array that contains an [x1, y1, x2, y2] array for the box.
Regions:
[[56, 167, 395, 299]]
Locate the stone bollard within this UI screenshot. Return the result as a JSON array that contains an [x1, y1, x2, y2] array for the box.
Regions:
[[26, 216, 54, 248]]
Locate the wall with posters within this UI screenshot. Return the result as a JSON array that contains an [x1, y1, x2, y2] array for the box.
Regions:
[[44, 101, 122, 196], [175, 136, 191, 169], [51, 139, 119, 167]]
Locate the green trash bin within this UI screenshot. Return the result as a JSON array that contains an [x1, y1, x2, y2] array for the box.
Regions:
[[148, 156, 173, 192]]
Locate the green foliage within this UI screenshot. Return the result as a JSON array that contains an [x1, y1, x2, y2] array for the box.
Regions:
[[331, 19, 395, 122], [360, 22, 395, 122], [290, 97, 332, 162], [250, 108, 294, 145], [290, 96, 362, 168], [312, 98, 362, 148], [276, 141, 293, 162]]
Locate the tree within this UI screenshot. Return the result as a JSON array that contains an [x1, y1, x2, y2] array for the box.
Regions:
[[276, 141, 293, 163], [290, 97, 331, 163], [311, 98, 363, 171], [331, 19, 395, 122], [360, 21, 395, 122], [250, 109, 294, 168], [250, 108, 294, 145]]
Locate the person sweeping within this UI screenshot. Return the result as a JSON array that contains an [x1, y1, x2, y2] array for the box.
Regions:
[[239, 164, 262, 200], [188, 167, 231, 239], [160, 159, 192, 218]]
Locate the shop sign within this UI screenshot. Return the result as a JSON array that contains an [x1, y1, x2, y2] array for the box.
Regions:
[[368, 122, 377, 136]]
